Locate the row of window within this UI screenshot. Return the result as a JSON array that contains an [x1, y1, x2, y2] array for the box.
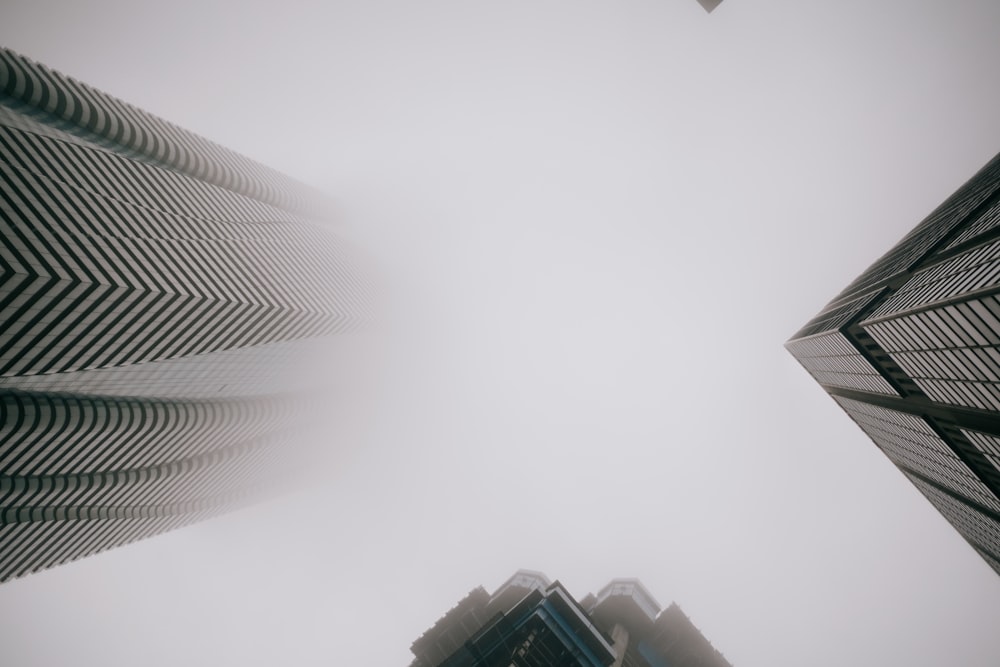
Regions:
[[2, 439, 280, 511], [905, 473, 1000, 564], [915, 377, 1000, 413], [946, 199, 1000, 250], [975, 546, 1000, 576], [0, 503, 219, 582], [4, 122, 270, 223], [962, 430, 1000, 473], [0, 104, 97, 155], [834, 397, 1000, 513], [868, 238, 1000, 320], [790, 290, 881, 340], [0, 335, 329, 402], [892, 348, 1000, 385], [0, 157, 354, 377], [0, 47, 316, 215], [864, 298, 1000, 411], [835, 156, 1000, 300], [786, 332, 898, 395], [0, 391, 299, 476], [2, 123, 355, 311], [867, 297, 1000, 350]]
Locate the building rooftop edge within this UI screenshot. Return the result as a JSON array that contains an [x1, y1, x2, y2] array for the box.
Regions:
[[0, 47, 329, 216]]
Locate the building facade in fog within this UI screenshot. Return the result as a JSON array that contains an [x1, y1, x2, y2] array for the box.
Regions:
[[0, 48, 370, 582], [409, 570, 731, 667], [787, 151, 1000, 576]]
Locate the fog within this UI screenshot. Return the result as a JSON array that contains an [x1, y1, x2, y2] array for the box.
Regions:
[[2, 1, 1000, 665]]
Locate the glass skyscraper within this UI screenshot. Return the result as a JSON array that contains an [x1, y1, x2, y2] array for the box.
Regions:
[[0, 48, 370, 582], [787, 151, 1000, 576], [409, 570, 731, 667]]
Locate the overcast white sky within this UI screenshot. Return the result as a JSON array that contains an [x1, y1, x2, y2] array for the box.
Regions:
[[2, 1, 1000, 666]]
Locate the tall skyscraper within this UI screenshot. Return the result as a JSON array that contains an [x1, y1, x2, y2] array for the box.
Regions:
[[409, 570, 731, 667], [0, 48, 370, 582], [787, 151, 1000, 576]]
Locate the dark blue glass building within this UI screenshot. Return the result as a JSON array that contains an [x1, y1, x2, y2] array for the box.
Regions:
[[409, 570, 731, 667]]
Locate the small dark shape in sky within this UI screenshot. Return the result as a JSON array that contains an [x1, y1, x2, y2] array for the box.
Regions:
[[698, 0, 723, 12]]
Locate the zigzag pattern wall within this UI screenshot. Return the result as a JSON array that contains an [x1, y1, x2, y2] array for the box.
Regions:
[[0, 48, 371, 582]]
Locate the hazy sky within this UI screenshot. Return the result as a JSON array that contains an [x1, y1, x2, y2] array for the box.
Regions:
[[2, 1, 1000, 666]]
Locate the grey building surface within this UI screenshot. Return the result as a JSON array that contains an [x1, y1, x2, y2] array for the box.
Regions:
[[0, 48, 370, 582], [409, 570, 731, 667], [696, 0, 723, 13], [787, 151, 1000, 576]]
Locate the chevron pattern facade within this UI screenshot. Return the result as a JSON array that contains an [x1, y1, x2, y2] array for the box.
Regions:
[[0, 48, 371, 582], [787, 151, 1000, 576]]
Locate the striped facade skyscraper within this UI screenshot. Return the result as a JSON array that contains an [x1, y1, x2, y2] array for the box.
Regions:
[[0, 48, 371, 582], [787, 151, 1000, 576]]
